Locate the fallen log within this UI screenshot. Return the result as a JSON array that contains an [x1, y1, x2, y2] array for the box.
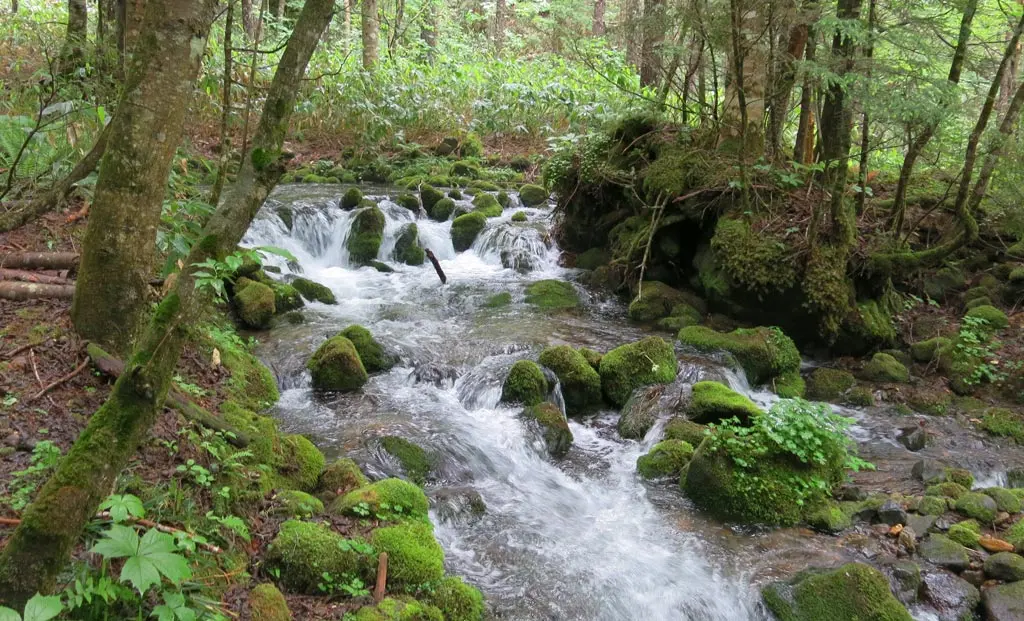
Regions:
[[0, 252, 79, 270], [0, 281, 75, 300], [85, 343, 250, 447], [0, 268, 72, 285], [424, 248, 447, 285]]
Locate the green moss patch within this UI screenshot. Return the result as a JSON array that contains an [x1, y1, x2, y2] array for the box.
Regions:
[[451, 212, 487, 251], [319, 458, 369, 495], [688, 381, 763, 424], [233, 279, 276, 329], [501, 360, 548, 406], [524, 279, 580, 310], [678, 325, 800, 386], [341, 187, 363, 209], [599, 336, 678, 407], [265, 520, 374, 593], [637, 440, 694, 480], [762, 563, 913, 621], [518, 184, 548, 206], [273, 490, 324, 518], [291, 277, 337, 304], [424, 576, 485, 621], [380, 436, 434, 485], [393, 223, 426, 266], [860, 352, 910, 383], [806, 368, 855, 402], [307, 336, 369, 392], [347, 206, 386, 265], [342, 325, 395, 373], [471, 193, 502, 217], [248, 584, 291, 621], [331, 478, 430, 520], [370, 522, 445, 586], [538, 345, 602, 415]]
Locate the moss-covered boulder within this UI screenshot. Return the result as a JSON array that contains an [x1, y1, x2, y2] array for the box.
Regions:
[[910, 337, 950, 363], [511, 211, 527, 222], [656, 304, 703, 332], [579, 347, 602, 370], [600, 336, 677, 407], [637, 440, 694, 480], [806, 368, 855, 402], [518, 184, 548, 206], [522, 402, 573, 457], [307, 336, 368, 392], [342, 325, 395, 373], [248, 584, 291, 621], [291, 277, 337, 304], [273, 490, 324, 518], [945, 468, 974, 488], [687, 381, 763, 425], [538, 345, 602, 415], [330, 478, 430, 520], [964, 304, 1009, 330], [761, 563, 913, 621], [265, 520, 374, 593], [423, 577, 485, 621], [805, 502, 853, 533], [524, 279, 580, 310], [947, 519, 981, 548], [395, 193, 420, 212], [925, 482, 969, 500], [341, 186, 363, 209], [381, 436, 434, 485], [471, 193, 502, 217], [275, 435, 326, 492], [370, 522, 444, 586], [451, 212, 487, 251], [985, 487, 1022, 513], [576, 247, 611, 270], [955, 491, 998, 522], [860, 353, 910, 383], [351, 597, 443, 621], [419, 184, 445, 213], [393, 223, 426, 266], [664, 418, 708, 446], [919, 534, 971, 571], [678, 326, 800, 386], [430, 197, 457, 221], [628, 281, 703, 322], [501, 360, 548, 406], [319, 458, 369, 495], [233, 279, 276, 329], [985, 552, 1024, 582], [347, 206, 386, 265]]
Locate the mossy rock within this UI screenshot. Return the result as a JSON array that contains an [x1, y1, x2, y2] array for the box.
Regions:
[[906, 387, 952, 416], [518, 184, 548, 206], [370, 522, 444, 586], [447, 189, 463, 200], [524, 279, 580, 310], [369, 260, 394, 273], [331, 478, 430, 520], [761, 563, 913, 621], [451, 212, 487, 251], [628, 282, 702, 322], [471, 193, 502, 217], [965, 296, 993, 310], [393, 223, 425, 266], [538, 345, 602, 415], [250, 272, 305, 314], [248, 584, 291, 621], [806, 368, 855, 402], [1006, 518, 1024, 551], [845, 386, 875, 407], [805, 502, 852, 533], [637, 440, 694, 480], [510, 211, 527, 222], [688, 381, 762, 425], [925, 482, 969, 500], [430, 197, 457, 221], [307, 336, 368, 392], [496, 191, 511, 208], [918, 534, 970, 571], [342, 325, 395, 373], [677, 325, 800, 386], [924, 266, 966, 300], [918, 495, 948, 516], [265, 520, 373, 593], [319, 458, 369, 495], [964, 304, 1009, 330], [947, 519, 981, 548], [656, 303, 703, 333], [773, 371, 806, 399], [910, 337, 950, 363], [470, 180, 501, 192], [347, 206, 386, 265], [381, 436, 434, 485], [984, 487, 1022, 513], [617, 385, 661, 440], [599, 336, 677, 407], [273, 490, 324, 518], [860, 353, 910, 383], [579, 347, 602, 370], [664, 418, 707, 446], [341, 187, 364, 209], [483, 291, 512, 308], [945, 468, 974, 489], [291, 277, 337, 304], [352, 597, 443, 621], [423, 576, 485, 621], [275, 435, 326, 492], [419, 184, 445, 213], [955, 491, 998, 522], [978, 407, 1024, 442], [395, 193, 420, 212], [576, 248, 611, 270], [522, 402, 573, 457], [501, 360, 548, 406], [233, 279, 276, 329]]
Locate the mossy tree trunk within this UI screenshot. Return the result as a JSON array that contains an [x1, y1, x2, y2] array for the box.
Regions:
[[639, 0, 666, 87], [70, 0, 217, 357], [58, 0, 88, 76], [792, 27, 816, 163], [0, 0, 334, 607], [767, 2, 810, 162], [362, 0, 379, 70]]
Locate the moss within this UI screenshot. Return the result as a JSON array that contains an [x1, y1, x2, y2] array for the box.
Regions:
[[511, 211, 527, 222], [430, 197, 457, 221], [806, 368, 855, 401], [275, 435, 326, 492], [341, 187, 364, 209], [524, 279, 580, 310], [906, 387, 952, 416], [353, 597, 443, 621], [233, 279, 276, 329], [860, 353, 910, 383], [978, 407, 1024, 442], [656, 303, 702, 333], [319, 458, 369, 495], [265, 520, 373, 593], [501, 360, 548, 406], [909, 337, 950, 363], [923, 266, 966, 300], [347, 206, 386, 265], [844, 386, 874, 407], [307, 336, 369, 392], [395, 193, 420, 212], [1006, 518, 1024, 551], [273, 490, 324, 518], [423, 577, 484, 621], [965, 296, 992, 310], [664, 418, 707, 446], [496, 191, 511, 208], [208, 327, 280, 409], [518, 184, 548, 206], [331, 478, 430, 520], [688, 381, 762, 424], [369, 260, 394, 273], [710, 217, 798, 297], [984, 487, 1022, 513], [451, 212, 487, 251], [248, 584, 291, 621], [805, 501, 853, 533], [945, 468, 974, 489], [637, 440, 694, 480], [841, 299, 899, 352], [678, 325, 800, 386], [342, 325, 395, 373], [926, 482, 968, 499], [470, 180, 501, 192], [522, 402, 573, 457], [628, 281, 695, 322], [419, 184, 445, 213], [964, 304, 1009, 330], [917, 495, 948, 515], [471, 193, 502, 217], [291, 277, 337, 304], [773, 371, 806, 399], [576, 248, 611, 270], [381, 436, 433, 485], [370, 522, 444, 586], [599, 336, 678, 407], [447, 189, 463, 200], [762, 563, 913, 621], [947, 519, 981, 548], [955, 491, 998, 522], [393, 223, 425, 266], [538, 345, 602, 415], [579, 347, 602, 370], [483, 292, 512, 308]]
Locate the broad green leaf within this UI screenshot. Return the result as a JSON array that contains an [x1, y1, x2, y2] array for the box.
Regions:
[[90, 524, 139, 559], [121, 556, 162, 594], [22, 594, 63, 621], [255, 245, 298, 262], [0, 607, 21, 621], [100, 494, 145, 523]]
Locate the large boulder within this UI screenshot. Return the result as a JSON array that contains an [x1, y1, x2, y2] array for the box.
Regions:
[[519, 184, 549, 207], [342, 325, 395, 373], [524, 280, 580, 310], [369, 522, 445, 586], [340, 186, 363, 209], [307, 336, 369, 391], [918, 534, 971, 572], [762, 563, 913, 621], [451, 212, 487, 251], [501, 360, 548, 406], [599, 336, 678, 407], [678, 325, 800, 386], [922, 570, 980, 621], [538, 345, 602, 415], [637, 440, 693, 480], [984, 581, 1024, 621], [233, 278, 276, 329], [347, 206, 386, 265], [472, 193, 503, 218], [687, 381, 762, 425], [393, 223, 426, 266], [806, 368, 856, 402], [522, 402, 573, 457], [430, 197, 457, 221], [420, 184, 445, 214], [423, 576, 485, 621], [628, 281, 705, 322], [330, 478, 430, 520], [264, 520, 374, 593], [860, 352, 910, 383], [291, 276, 337, 304]]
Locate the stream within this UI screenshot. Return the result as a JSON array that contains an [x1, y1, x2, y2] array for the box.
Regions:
[[242, 184, 1016, 621]]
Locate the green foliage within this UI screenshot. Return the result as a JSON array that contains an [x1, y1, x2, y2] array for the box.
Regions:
[[99, 494, 146, 524], [0, 593, 63, 621], [1, 440, 62, 512], [90, 525, 191, 595]]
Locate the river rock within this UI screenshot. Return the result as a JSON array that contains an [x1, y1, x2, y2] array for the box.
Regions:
[[912, 458, 948, 484], [907, 514, 937, 536], [884, 560, 922, 604], [538, 345, 602, 416], [521, 402, 573, 458], [431, 487, 486, 525], [984, 552, 1024, 582], [762, 563, 913, 621], [898, 425, 927, 452], [617, 383, 661, 439], [922, 570, 981, 621], [307, 335, 369, 392], [983, 581, 1024, 621], [879, 500, 909, 526], [919, 534, 971, 571]]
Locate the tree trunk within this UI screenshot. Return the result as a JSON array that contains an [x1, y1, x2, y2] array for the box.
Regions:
[[362, 0, 379, 70], [768, 2, 810, 162], [0, 0, 334, 607], [592, 0, 605, 35], [854, 0, 876, 215], [420, 0, 436, 63], [71, 0, 218, 358], [624, 0, 642, 69], [493, 0, 506, 53], [720, 0, 767, 152], [59, 0, 88, 76], [793, 29, 816, 163], [210, 1, 234, 208], [639, 0, 666, 87], [240, 0, 256, 36]]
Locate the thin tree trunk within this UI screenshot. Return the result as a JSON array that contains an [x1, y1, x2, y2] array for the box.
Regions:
[[241, 0, 256, 36], [768, 7, 810, 162], [11, 0, 16, 13], [210, 1, 235, 208], [493, 0, 506, 53], [854, 0, 875, 215], [420, 0, 436, 63], [624, 0, 642, 69], [640, 0, 666, 87], [344, 0, 351, 53], [793, 29, 816, 162], [59, 0, 88, 75], [720, 0, 767, 152], [0, 0, 334, 606], [362, 0, 379, 69], [70, 0, 218, 358], [593, 0, 605, 35]]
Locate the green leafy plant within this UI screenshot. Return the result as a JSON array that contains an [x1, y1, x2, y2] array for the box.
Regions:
[[0, 593, 63, 621], [176, 459, 214, 488], [90, 525, 192, 595], [955, 315, 1009, 386], [99, 493, 146, 523], [1, 440, 62, 511], [317, 572, 371, 597]]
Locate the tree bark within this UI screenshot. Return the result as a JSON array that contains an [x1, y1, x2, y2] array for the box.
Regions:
[[767, 1, 810, 162], [0, 0, 334, 607], [793, 29, 816, 163], [0, 252, 79, 270], [493, 0, 506, 53], [59, 0, 88, 76], [639, 0, 666, 87], [71, 0, 218, 358], [362, 0, 379, 70], [854, 0, 876, 215], [624, 0, 642, 69], [720, 0, 767, 152], [210, 1, 235, 208], [592, 0, 605, 35], [420, 0, 436, 63], [0, 282, 76, 300], [240, 0, 256, 36]]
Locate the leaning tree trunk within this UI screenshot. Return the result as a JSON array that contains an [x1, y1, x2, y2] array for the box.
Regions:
[[0, 0, 335, 608], [767, 0, 811, 162], [71, 0, 218, 358], [58, 0, 88, 76], [362, 0, 379, 69]]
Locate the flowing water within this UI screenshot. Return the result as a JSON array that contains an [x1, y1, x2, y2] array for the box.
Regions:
[[243, 184, 1004, 621]]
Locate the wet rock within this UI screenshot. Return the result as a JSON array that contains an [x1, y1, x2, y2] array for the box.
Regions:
[[960, 569, 985, 587], [521, 402, 573, 458], [884, 560, 922, 604], [837, 484, 867, 501], [501, 360, 548, 406], [898, 425, 927, 452], [919, 534, 971, 571], [599, 336, 677, 408], [907, 514, 937, 536], [539, 345, 602, 416], [617, 384, 661, 439], [762, 563, 913, 621], [921, 571, 981, 621], [806, 502, 852, 534], [984, 552, 1024, 582], [912, 458, 948, 484], [412, 363, 459, 387], [687, 381, 762, 425], [636, 440, 694, 480], [955, 492, 998, 522], [983, 581, 1024, 621], [879, 500, 909, 526], [934, 516, 957, 531], [431, 487, 487, 525], [307, 335, 368, 392]]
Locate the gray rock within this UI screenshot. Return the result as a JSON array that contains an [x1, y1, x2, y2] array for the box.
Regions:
[[984, 552, 1024, 582], [880, 500, 909, 526], [984, 581, 1024, 621], [919, 534, 971, 572], [837, 483, 867, 501], [430, 487, 486, 525], [907, 514, 937, 536], [922, 571, 981, 621], [617, 384, 661, 440], [960, 569, 984, 587], [934, 516, 956, 531], [885, 561, 922, 604], [912, 458, 948, 484], [899, 426, 928, 451]]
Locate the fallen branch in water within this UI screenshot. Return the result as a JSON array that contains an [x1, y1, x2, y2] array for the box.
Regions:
[[425, 248, 447, 284]]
